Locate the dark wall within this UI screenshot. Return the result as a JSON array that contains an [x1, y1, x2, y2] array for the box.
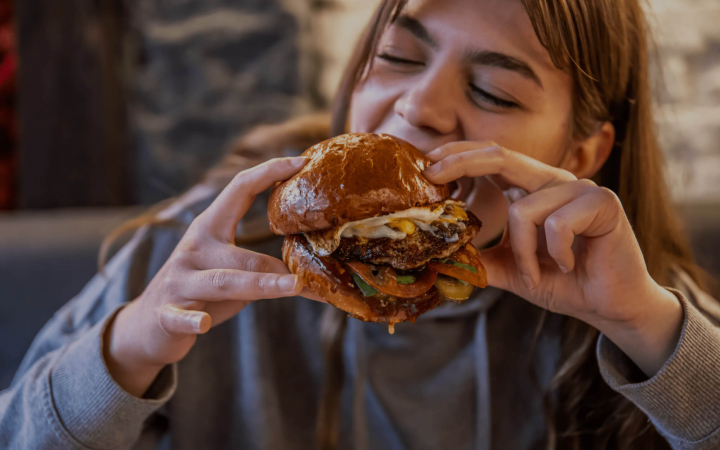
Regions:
[[14, 0, 305, 208], [15, 0, 132, 208]]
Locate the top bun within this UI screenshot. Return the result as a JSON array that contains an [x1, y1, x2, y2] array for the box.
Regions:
[[268, 133, 449, 235]]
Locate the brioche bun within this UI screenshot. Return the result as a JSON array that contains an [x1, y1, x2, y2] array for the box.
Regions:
[[268, 133, 449, 235]]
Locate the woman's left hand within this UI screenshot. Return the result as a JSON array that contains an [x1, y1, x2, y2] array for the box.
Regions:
[[424, 141, 684, 376]]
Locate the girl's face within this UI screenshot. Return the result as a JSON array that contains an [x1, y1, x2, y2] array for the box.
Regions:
[[349, 0, 578, 245]]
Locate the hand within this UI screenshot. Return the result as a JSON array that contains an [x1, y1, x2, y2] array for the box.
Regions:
[[424, 142, 683, 376], [106, 157, 319, 396]]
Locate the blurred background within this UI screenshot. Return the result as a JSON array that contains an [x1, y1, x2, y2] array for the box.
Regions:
[[0, 0, 718, 389]]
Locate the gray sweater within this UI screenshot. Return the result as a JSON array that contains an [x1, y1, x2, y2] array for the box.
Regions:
[[2, 198, 720, 450]]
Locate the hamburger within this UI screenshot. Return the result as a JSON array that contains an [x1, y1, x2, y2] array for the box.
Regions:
[[268, 133, 487, 333]]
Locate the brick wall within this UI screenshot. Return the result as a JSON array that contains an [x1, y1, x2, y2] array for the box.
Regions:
[[314, 0, 720, 202], [649, 0, 720, 201]]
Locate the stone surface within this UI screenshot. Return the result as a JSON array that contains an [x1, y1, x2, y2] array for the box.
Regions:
[[128, 0, 310, 204]]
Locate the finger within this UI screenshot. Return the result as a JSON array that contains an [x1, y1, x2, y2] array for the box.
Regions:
[[505, 179, 597, 287], [424, 144, 575, 193], [544, 187, 623, 273], [425, 141, 499, 162], [477, 243, 520, 293], [189, 243, 291, 275], [506, 206, 540, 290], [158, 304, 212, 335], [182, 269, 303, 301], [199, 157, 308, 241], [504, 186, 529, 205]]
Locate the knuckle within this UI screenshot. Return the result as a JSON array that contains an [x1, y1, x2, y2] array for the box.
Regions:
[[484, 144, 505, 159], [507, 202, 528, 224], [544, 215, 566, 235], [576, 178, 597, 190], [207, 270, 229, 290], [597, 186, 621, 206], [174, 250, 195, 268], [175, 241, 204, 268], [554, 168, 577, 182], [249, 274, 271, 292], [180, 235, 204, 254], [232, 251, 253, 270], [243, 256, 266, 273]]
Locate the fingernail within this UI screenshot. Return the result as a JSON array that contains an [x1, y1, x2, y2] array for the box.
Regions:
[[522, 274, 535, 290], [558, 264, 569, 273], [424, 164, 439, 176], [279, 275, 299, 292], [189, 313, 206, 333]]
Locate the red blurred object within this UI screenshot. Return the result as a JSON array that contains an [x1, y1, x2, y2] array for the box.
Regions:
[[0, 0, 16, 210]]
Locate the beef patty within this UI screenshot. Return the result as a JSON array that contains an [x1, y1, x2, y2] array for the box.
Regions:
[[334, 211, 482, 270]]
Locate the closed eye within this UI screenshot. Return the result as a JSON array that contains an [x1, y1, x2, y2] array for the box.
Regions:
[[376, 53, 424, 66], [469, 84, 519, 109]]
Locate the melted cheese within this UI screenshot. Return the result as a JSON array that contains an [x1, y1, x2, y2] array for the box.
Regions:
[[304, 200, 467, 256], [389, 219, 416, 235]]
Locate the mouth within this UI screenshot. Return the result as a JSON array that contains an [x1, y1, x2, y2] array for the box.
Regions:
[[449, 177, 475, 203]]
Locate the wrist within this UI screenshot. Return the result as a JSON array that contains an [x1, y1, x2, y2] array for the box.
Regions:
[[104, 303, 165, 397], [594, 281, 684, 377]]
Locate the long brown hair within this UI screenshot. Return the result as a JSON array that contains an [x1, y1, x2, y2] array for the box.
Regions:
[[102, 1, 706, 448]]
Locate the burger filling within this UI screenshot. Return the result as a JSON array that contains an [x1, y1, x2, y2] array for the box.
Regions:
[[303, 200, 487, 314], [303, 200, 470, 257], [334, 213, 480, 270]]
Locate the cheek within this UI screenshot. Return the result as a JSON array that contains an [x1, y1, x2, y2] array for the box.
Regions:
[[518, 113, 572, 165], [464, 108, 571, 167], [349, 76, 400, 134]]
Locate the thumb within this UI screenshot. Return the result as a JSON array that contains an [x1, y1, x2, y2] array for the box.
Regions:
[[158, 304, 213, 335]]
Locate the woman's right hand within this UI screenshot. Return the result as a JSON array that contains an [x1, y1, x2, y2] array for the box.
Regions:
[[104, 157, 312, 397]]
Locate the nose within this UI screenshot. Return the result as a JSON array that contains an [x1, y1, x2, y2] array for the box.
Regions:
[[394, 67, 459, 136]]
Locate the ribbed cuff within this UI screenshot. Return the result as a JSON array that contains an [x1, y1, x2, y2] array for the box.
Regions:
[[598, 288, 720, 442], [49, 306, 177, 449]]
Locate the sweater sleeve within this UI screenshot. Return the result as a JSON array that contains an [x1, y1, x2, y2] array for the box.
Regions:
[[597, 287, 720, 449], [0, 223, 186, 450], [0, 306, 177, 450]]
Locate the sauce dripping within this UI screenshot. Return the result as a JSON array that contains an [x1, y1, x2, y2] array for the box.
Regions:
[[388, 324, 395, 334]]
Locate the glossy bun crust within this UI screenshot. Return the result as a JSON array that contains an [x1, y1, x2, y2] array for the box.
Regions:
[[268, 133, 449, 235], [283, 235, 442, 324]]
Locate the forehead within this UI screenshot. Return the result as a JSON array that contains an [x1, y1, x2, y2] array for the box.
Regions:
[[401, 0, 558, 73]]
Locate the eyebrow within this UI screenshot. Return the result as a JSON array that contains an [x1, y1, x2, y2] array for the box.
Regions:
[[394, 15, 438, 49], [465, 50, 544, 89], [393, 14, 544, 90]]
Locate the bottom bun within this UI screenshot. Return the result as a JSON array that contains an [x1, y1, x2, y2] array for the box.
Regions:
[[282, 234, 442, 325]]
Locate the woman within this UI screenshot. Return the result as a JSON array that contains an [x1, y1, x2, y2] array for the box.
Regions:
[[2, 0, 719, 448]]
